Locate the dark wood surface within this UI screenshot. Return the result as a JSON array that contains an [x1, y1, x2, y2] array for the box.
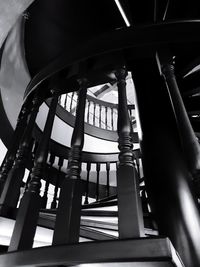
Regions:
[[0, 238, 182, 267]]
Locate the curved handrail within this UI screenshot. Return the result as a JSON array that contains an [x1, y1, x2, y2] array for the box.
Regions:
[[23, 20, 200, 103], [33, 125, 141, 163]]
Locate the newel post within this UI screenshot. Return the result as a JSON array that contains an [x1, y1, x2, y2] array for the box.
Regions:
[[115, 66, 144, 239], [8, 93, 58, 251], [53, 80, 87, 245]]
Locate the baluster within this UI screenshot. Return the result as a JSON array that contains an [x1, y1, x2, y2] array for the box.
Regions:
[[63, 93, 67, 109], [84, 162, 91, 205], [87, 100, 91, 124], [51, 157, 64, 209], [0, 95, 41, 216], [115, 66, 144, 239], [111, 107, 114, 130], [58, 95, 61, 105], [105, 106, 108, 130], [106, 162, 110, 197], [41, 154, 55, 209], [135, 157, 141, 180], [24, 141, 39, 191], [8, 93, 58, 251], [53, 80, 87, 245], [96, 163, 100, 201], [70, 92, 75, 113], [93, 102, 96, 126], [99, 104, 102, 128], [0, 100, 32, 195], [141, 189, 149, 214]]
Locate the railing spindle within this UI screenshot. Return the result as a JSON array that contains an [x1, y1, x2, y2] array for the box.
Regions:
[[87, 100, 91, 124], [99, 105, 102, 128], [64, 94, 67, 109], [115, 66, 144, 239], [41, 153, 55, 209], [84, 162, 91, 205], [51, 157, 64, 209], [96, 163, 100, 201], [93, 102, 96, 126], [70, 92, 74, 113], [53, 80, 87, 245], [105, 106, 108, 130], [8, 94, 58, 251], [111, 108, 114, 131], [58, 95, 61, 105], [106, 162, 110, 197]]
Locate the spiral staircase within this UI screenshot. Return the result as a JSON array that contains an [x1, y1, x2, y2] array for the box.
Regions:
[[1, 1, 200, 266]]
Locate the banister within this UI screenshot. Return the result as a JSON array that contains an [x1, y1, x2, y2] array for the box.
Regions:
[[23, 20, 200, 103]]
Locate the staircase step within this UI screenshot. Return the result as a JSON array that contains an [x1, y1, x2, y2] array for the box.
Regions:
[[82, 200, 118, 209], [0, 238, 184, 266], [93, 194, 117, 203], [80, 226, 117, 241]]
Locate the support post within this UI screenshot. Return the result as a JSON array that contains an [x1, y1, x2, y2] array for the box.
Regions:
[[115, 67, 144, 239], [156, 50, 200, 177], [53, 80, 87, 245]]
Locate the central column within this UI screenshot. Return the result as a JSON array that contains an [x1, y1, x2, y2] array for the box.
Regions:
[[132, 58, 200, 267]]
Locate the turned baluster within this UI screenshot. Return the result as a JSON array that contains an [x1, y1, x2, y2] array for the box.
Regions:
[[115, 66, 144, 239], [0, 100, 32, 194], [106, 162, 110, 197], [93, 102, 96, 126], [53, 80, 87, 245], [105, 106, 108, 130], [70, 92, 75, 113], [58, 95, 61, 105], [0, 95, 41, 216], [135, 156, 141, 180], [111, 108, 114, 130], [84, 162, 91, 205], [51, 157, 63, 209], [41, 154, 55, 209], [87, 100, 91, 124], [8, 94, 58, 251], [64, 93, 67, 109], [99, 105, 102, 128], [141, 189, 149, 214], [96, 163, 100, 201]]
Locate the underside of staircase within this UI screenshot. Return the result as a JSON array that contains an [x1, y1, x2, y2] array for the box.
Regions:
[[1, 1, 200, 267]]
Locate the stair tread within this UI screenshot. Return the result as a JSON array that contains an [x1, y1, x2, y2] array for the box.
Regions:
[[0, 238, 183, 266]]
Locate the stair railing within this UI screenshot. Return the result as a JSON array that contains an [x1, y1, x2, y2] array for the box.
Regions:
[[59, 91, 135, 132]]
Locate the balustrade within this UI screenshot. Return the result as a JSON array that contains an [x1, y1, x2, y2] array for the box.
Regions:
[[58, 91, 135, 132], [0, 100, 32, 195], [8, 93, 58, 251], [0, 94, 41, 216]]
